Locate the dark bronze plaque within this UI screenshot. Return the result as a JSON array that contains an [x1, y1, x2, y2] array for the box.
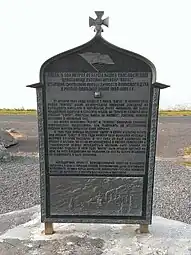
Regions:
[[27, 11, 169, 224]]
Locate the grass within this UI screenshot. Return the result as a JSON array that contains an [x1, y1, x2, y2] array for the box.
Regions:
[[182, 161, 191, 167], [0, 109, 191, 116], [159, 110, 191, 116], [0, 108, 37, 115], [180, 146, 191, 167], [184, 146, 191, 156]]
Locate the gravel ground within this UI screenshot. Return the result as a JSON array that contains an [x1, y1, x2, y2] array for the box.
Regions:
[[0, 155, 190, 224], [153, 160, 191, 224], [0, 156, 40, 214]]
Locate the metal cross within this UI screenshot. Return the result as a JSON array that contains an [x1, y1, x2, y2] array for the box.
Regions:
[[89, 11, 109, 36]]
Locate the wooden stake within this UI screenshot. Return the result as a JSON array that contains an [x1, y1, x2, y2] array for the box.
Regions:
[[139, 224, 149, 233], [44, 222, 54, 235]]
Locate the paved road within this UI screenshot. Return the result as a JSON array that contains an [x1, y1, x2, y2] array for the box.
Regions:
[[0, 115, 190, 158], [0, 115, 38, 153], [157, 116, 191, 158]]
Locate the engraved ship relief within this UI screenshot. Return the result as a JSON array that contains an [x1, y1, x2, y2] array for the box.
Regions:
[[79, 52, 114, 71]]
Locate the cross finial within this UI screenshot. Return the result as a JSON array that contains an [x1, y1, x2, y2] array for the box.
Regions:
[[89, 11, 109, 36]]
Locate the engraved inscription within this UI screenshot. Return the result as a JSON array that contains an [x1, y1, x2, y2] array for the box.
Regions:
[[50, 161, 145, 176], [46, 72, 151, 176]]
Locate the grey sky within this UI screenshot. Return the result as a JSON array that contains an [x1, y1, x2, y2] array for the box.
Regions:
[[0, 0, 190, 109]]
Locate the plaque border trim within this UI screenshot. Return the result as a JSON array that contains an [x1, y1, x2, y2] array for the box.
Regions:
[[38, 35, 158, 224]]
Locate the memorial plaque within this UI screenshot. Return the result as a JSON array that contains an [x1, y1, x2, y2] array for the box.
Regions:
[[28, 11, 169, 225]]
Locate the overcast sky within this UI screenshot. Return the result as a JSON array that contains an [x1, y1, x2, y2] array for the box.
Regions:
[[0, 0, 190, 109]]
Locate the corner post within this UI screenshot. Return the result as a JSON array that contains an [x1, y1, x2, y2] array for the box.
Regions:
[[139, 224, 149, 233], [44, 222, 54, 235]]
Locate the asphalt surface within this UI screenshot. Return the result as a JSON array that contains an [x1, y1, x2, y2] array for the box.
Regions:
[[0, 115, 38, 154], [0, 115, 190, 225], [0, 115, 191, 158], [157, 116, 191, 158]]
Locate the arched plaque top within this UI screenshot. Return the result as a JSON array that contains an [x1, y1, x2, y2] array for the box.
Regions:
[[39, 35, 156, 84], [27, 12, 170, 89]]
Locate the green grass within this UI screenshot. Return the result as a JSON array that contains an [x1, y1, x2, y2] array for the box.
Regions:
[[180, 146, 191, 167], [182, 161, 191, 167], [0, 108, 37, 115], [184, 146, 191, 156], [159, 110, 191, 116], [0, 108, 191, 116]]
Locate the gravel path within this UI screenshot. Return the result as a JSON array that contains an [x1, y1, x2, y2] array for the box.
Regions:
[[0, 156, 190, 224], [153, 160, 191, 224], [0, 156, 40, 214]]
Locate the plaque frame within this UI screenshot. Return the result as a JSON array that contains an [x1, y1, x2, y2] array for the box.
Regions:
[[35, 37, 160, 224], [28, 13, 169, 226]]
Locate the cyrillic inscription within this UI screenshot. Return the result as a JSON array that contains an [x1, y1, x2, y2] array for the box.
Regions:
[[45, 72, 151, 176]]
